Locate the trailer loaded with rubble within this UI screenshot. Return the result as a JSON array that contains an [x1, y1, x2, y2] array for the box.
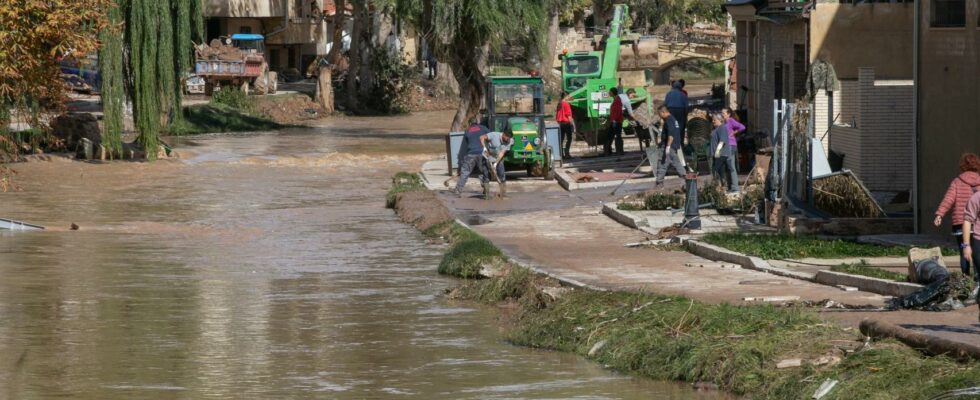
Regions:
[[194, 33, 277, 96]]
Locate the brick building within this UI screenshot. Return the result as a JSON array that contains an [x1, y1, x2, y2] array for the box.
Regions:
[[724, 0, 915, 194]]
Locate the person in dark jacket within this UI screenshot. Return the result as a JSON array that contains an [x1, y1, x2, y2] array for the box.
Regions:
[[453, 120, 491, 197], [654, 106, 686, 185], [935, 153, 980, 276], [664, 81, 688, 137], [709, 113, 737, 192]]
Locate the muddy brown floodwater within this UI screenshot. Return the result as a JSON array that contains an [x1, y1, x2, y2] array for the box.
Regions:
[[0, 112, 728, 399]]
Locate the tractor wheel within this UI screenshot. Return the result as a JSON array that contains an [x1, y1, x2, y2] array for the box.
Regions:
[[542, 148, 555, 180]]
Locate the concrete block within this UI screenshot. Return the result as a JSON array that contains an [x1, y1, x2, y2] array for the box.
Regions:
[[814, 270, 922, 297], [908, 247, 945, 284]]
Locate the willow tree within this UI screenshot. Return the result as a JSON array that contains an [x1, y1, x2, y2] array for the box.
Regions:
[[99, 0, 203, 159], [397, 0, 547, 131], [99, 0, 125, 156]]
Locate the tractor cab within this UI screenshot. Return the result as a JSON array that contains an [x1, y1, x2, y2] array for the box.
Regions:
[[560, 51, 602, 93], [482, 76, 553, 178], [230, 33, 266, 56]]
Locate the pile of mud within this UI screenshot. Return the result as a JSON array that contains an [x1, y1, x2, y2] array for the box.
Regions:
[[392, 190, 453, 232], [253, 94, 324, 125]]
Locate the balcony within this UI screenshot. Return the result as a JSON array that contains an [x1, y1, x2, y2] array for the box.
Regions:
[[205, 0, 288, 18]]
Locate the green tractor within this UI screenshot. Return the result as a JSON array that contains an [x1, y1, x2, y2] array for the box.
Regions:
[[481, 76, 555, 179]]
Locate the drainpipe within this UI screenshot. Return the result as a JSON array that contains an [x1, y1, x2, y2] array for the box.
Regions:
[[912, 0, 920, 234]]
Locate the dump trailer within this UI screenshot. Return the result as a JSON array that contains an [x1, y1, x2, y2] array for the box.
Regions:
[[194, 34, 277, 95], [559, 4, 652, 146]]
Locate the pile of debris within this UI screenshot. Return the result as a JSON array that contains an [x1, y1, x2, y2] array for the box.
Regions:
[[889, 247, 974, 311], [195, 39, 245, 61]]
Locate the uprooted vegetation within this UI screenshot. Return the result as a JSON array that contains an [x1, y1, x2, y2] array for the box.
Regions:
[[387, 173, 980, 399], [617, 181, 763, 213]]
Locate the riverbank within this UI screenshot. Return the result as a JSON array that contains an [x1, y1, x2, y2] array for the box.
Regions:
[[388, 173, 980, 399]]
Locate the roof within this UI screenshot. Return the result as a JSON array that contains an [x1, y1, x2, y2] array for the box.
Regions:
[[322, 0, 353, 16], [488, 76, 544, 84], [231, 33, 264, 41], [721, 0, 764, 11], [723, 0, 809, 16]]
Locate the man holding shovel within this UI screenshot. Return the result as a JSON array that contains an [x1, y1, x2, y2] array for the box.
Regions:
[[480, 130, 514, 198]]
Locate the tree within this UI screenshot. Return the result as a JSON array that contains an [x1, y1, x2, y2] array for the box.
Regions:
[[630, 0, 726, 31], [397, 0, 547, 131], [328, 0, 348, 64], [0, 0, 110, 137], [98, 0, 203, 159]]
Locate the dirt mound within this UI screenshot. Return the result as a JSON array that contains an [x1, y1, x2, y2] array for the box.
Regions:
[[392, 190, 453, 232], [404, 81, 459, 112], [252, 94, 324, 125]]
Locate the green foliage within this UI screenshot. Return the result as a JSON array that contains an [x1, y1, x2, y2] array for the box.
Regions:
[[701, 233, 949, 260], [364, 44, 417, 114], [209, 88, 254, 112], [129, 0, 160, 156], [503, 286, 980, 399], [831, 261, 908, 282], [173, 0, 192, 125], [385, 172, 425, 208], [98, 0, 125, 158], [631, 0, 727, 30], [99, 0, 201, 159], [168, 104, 282, 135], [438, 230, 505, 279], [457, 265, 535, 303]]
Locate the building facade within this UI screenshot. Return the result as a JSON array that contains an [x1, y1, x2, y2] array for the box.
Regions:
[[204, 0, 329, 72], [915, 0, 980, 232], [725, 0, 915, 194]]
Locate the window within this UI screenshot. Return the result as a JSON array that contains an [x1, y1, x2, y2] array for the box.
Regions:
[[491, 83, 543, 115], [793, 45, 807, 98], [563, 56, 601, 75], [931, 0, 965, 27]]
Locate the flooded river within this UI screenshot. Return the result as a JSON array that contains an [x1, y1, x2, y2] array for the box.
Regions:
[[0, 114, 725, 399]]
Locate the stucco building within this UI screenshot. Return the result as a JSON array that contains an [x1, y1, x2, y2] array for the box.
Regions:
[[204, 0, 330, 72], [915, 0, 980, 232]]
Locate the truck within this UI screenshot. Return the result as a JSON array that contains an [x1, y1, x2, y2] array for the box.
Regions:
[[481, 76, 555, 179], [559, 4, 653, 147], [194, 33, 277, 95]]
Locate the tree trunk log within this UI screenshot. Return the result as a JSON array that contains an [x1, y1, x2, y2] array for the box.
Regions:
[[316, 67, 334, 113], [860, 319, 980, 361]]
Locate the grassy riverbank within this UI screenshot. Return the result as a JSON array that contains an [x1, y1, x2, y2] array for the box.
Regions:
[[702, 233, 957, 260], [388, 172, 980, 399]]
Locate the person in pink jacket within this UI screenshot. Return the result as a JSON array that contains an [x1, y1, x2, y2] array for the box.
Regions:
[[935, 153, 980, 275]]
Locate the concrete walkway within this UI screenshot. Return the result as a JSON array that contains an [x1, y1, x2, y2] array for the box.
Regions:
[[421, 158, 980, 347]]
